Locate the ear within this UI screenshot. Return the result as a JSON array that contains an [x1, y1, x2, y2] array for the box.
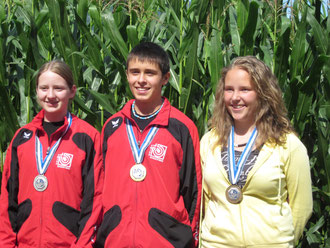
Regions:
[[162, 72, 170, 86], [70, 85, 77, 99]]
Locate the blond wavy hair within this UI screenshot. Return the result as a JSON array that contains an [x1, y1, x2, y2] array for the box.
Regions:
[[209, 56, 294, 149]]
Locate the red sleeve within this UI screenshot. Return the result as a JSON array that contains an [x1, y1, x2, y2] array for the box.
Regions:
[[190, 125, 202, 247], [0, 139, 18, 248], [70, 131, 104, 248]]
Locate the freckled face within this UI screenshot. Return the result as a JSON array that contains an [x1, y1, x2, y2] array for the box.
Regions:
[[36, 71, 76, 122], [126, 59, 169, 111], [224, 68, 258, 128]]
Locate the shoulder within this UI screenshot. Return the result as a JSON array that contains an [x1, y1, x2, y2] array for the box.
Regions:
[[102, 110, 125, 140], [168, 105, 198, 133], [7, 123, 35, 150], [71, 115, 100, 135], [201, 129, 218, 147], [200, 129, 219, 154], [281, 132, 307, 153]]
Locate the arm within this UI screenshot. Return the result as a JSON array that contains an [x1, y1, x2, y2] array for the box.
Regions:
[[199, 132, 212, 220], [71, 131, 104, 248], [284, 135, 313, 244], [179, 124, 202, 248], [0, 139, 18, 247]]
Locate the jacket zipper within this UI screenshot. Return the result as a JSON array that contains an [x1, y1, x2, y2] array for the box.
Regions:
[[132, 126, 143, 247], [38, 192, 44, 248]]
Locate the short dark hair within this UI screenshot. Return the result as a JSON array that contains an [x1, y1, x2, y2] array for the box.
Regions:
[[126, 42, 170, 75]]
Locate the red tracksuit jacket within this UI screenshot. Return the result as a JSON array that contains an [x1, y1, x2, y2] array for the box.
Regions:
[[98, 98, 202, 248], [0, 110, 103, 248]]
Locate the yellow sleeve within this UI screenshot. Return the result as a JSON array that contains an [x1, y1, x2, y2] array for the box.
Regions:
[[199, 132, 213, 219], [284, 134, 313, 244]]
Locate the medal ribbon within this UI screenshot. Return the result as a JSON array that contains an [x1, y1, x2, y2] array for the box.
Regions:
[[125, 118, 158, 164], [35, 112, 72, 175], [228, 126, 257, 184]]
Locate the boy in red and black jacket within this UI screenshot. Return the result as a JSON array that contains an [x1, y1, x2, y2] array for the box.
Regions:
[[97, 42, 202, 248]]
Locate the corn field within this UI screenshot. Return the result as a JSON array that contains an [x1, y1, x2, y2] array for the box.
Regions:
[[0, 0, 329, 246]]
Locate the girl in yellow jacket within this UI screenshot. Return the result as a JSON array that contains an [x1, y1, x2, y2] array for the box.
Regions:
[[199, 56, 312, 248]]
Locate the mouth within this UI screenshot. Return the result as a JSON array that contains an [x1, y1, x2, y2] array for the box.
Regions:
[[231, 105, 245, 110], [135, 87, 150, 93], [45, 101, 58, 106]]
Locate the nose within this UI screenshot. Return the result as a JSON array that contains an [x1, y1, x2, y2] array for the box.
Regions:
[[137, 73, 146, 83], [47, 88, 55, 98], [232, 90, 240, 101]]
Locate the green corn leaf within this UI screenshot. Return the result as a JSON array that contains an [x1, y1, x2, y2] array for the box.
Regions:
[[290, 20, 306, 81], [89, 4, 102, 31], [77, 0, 88, 22], [307, 10, 327, 55], [229, 6, 240, 56], [102, 9, 129, 60], [74, 13, 104, 75], [240, 1, 259, 55], [89, 89, 116, 115]]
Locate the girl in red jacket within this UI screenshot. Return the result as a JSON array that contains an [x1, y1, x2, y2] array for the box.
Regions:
[[0, 60, 103, 248]]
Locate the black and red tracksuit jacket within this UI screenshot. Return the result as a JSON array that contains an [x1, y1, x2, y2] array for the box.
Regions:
[[98, 98, 202, 247], [0, 110, 103, 248]]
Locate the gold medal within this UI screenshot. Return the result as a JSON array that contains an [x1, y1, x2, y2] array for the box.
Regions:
[[130, 164, 146, 182], [225, 185, 242, 204], [33, 175, 48, 192]]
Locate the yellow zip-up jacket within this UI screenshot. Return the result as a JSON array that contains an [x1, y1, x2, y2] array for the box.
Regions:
[[200, 130, 313, 248]]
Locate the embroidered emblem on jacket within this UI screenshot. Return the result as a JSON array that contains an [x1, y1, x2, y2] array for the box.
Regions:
[[111, 119, 120, 128], [23, 132, 31, 139], [56, 153, 73, 169], [148, 143, 167, 162]]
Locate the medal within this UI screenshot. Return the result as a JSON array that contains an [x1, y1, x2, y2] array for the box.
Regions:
[[226, 126, 257, 204], [130, 164, 147, 181], [126, 118, 159, 182], [225, 185, 242, 204], [33, 175, 48, 192], [35, 112, 72, 191]]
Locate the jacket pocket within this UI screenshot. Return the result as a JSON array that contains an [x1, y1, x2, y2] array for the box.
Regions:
[[148, 208, 193, 248], [16, 199, 32, 232], [52, 201, 80, 237], [94, 205, 121, 248]]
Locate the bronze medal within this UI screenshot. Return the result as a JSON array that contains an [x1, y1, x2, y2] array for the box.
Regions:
[[225, 185, 242, 204], [130, 164, 146, 182]]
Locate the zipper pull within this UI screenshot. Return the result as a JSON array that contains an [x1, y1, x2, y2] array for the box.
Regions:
[[46, 147, 50, 155]]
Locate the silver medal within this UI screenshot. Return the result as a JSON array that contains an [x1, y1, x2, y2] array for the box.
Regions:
[[33, 175, 48, 192]]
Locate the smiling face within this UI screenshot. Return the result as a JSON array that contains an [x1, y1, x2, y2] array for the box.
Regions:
[[126, 58, 170, 114], [36, 70, 76, 122], [224, 67, 258, 130]]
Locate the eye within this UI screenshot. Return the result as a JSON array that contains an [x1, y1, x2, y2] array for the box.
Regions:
[[145, 70, 157, 76], [55, 87, 65, 91], [38, 86, 48, 91], [129, 69, 140, 75]]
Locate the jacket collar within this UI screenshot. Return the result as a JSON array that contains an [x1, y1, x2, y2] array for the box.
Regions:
[[121, 97, 171, 128], [31, 109, 73, 137]]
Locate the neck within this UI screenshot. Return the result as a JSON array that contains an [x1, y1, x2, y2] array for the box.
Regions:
[[44, 112, 67, 123], [233, 123, 256, 144], [233, 120, 255, 136], [134, 98, 163, 116]]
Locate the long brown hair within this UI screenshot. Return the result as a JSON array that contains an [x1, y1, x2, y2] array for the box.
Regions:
[[209, 56, 294, 149]]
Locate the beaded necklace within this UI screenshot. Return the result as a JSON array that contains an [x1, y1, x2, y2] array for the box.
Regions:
[[131, 100, 164, 120]]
